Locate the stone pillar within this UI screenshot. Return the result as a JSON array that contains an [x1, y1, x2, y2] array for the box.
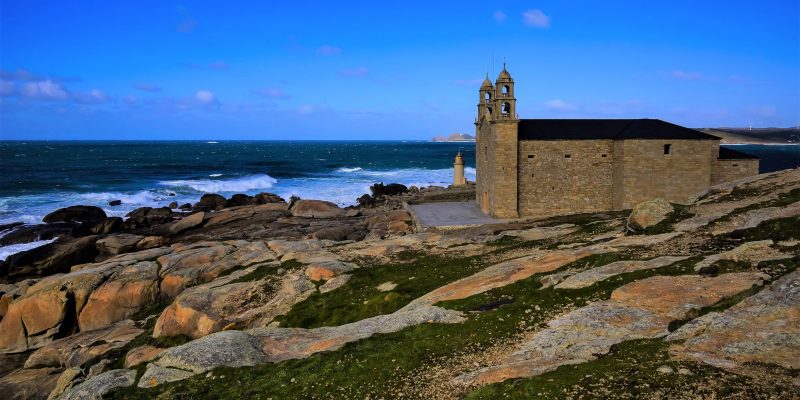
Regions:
[[453, 152, 466, 186]]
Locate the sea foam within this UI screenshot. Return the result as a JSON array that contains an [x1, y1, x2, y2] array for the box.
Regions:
[[159, 174, 278, 193]]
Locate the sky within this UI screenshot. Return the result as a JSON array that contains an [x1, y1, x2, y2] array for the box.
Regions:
[[0, 0, 798, 140]]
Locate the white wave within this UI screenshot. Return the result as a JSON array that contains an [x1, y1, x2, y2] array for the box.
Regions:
[[209, 173, 223, 177], [0, 238, 57, 261], [336, 167, 363, 173], [464, 167, 476, 175], [159, 174, 278, 193], [207, 141, 219, 144]]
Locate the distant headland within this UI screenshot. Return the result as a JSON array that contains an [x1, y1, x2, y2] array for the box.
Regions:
[[431, 133, 475, 142], [696, 127, 800, 144]]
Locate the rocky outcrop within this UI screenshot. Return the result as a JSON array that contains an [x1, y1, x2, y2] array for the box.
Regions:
[[289, 200, 342, 218], [58, 369, 136, 400], [195, 194, 227, 211], [124, 206, 174, 229], [43, 206, 106, 225], [2, 236, 99, 281], [0, 367, 61, 400], [554, 256, 689, 289], [95, 234, 145, 258], [77, 261, 159, 331], [455, 273, 765, 386], [139, 305, 463, 387], [138, 330, 271, 388], [254, 192, 285, 204], [155, 211, 204, 236], [668, 270, 800, 372], [124, 345, 164, 368], [693, 240, 787, 272], [627, 198, 673, 231], [226, 194, 253, 207], [24, 319, 142, 368]]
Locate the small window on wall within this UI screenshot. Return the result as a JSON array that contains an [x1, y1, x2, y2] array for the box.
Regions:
[[732, 163, 739, 167], [601, 154, 607, 158], [664, 144, 672, 155], [565, 154, 571, 159], [527, 154, 534, 159]]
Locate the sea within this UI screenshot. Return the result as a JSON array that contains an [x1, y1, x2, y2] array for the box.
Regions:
[[0, 141, 798, 259]]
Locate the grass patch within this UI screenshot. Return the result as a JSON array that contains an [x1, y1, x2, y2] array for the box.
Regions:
[[465, 338, 797, 400], [276, 254, 489, 328], [726, 216, 800, 242], [713, 188, 800, 225], [485, 235, 520, 247], [229, 259, 303, 284]]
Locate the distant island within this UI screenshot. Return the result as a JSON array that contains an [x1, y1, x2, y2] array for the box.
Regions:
[[696, 127, 799, 144], [432, 133, 475, 142]]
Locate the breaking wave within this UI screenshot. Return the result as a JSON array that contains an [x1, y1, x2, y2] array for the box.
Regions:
[[159, 174, 278, 193]]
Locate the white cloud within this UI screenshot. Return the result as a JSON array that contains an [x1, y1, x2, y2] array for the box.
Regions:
[[493, 11, 507, 24], [255, 88, 290, 99], [670, 70, 702, 80], [73, 89, 109, 104], [543, 99, 577, 112], [318, 45, 342, 56], [340, 67, 369, 77], [522, 9, 550, 28], [196, 90, 217, 105], [0, 80, 14, 96], [20, 80, 69, 101]]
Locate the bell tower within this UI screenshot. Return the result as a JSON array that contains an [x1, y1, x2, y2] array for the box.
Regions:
[[477, 73, 495, 122], [495, 63, 517, 121]]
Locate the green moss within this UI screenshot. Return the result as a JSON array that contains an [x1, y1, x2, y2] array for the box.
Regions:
[[726, 216, 800, 242], [485, 235, 520, 247], [714, 188, 800, 225], [276, 254, 488, 328], [229, 259, 304, 284], [465, 338, 797, 400]]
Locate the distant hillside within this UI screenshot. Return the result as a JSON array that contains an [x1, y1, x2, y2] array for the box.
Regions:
[[697, 127, 800, 144], [432, 133, 475, 142]]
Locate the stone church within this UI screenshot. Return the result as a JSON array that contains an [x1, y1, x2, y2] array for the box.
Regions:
[[475, 65, 760, 219]]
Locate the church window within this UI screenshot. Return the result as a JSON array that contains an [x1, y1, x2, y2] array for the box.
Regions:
[[502, 102, 511, 114], [664, 144, 672, 155], [502, 85, 509, 95], [527, 154, 534, 159], [564, 154, 571, 158], [732, 163, 739, 167], [601, 154, 607, 158], [485, 92, 491, 101]]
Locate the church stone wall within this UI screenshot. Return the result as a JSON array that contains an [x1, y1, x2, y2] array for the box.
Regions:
[[475, 120, 495, 212], [518, 140, 614, 217], [613, 139, 717, 209], [711, 159, 760, 186], [491, 122, 519, 218]]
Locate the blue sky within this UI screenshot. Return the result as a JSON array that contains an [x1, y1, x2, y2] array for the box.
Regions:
[[0, 1, 798, 140]]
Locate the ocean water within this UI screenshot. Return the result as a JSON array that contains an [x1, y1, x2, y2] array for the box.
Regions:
[[0, 141, 797, 229], [0, 141, 477, 226]]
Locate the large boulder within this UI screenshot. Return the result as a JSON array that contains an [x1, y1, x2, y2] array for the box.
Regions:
[[154, 211, 205, 236], [77, 262, 160, 331], [58, 369, 136, 400], [43, 206, 107, 225], [24, 319, 143, 368], [290, 200, 342, 218], [2, 236, 100, 281], [0, 367, 62, 400], [226, 194, 253, 207], [195, 194, 227, 211], [627, 198, 673, 231], [0, 223, 75, 246], [95, 234, 145, 257], [254, 192, 285, 204], [370, 182, 408, 197], [124, 207, 173, 229]]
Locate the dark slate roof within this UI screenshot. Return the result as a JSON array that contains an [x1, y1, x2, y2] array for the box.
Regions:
[[718, 146, 759, 160], [517, 119, 720, 140]]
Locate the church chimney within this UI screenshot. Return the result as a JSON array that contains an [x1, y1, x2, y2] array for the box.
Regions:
[[453, 152, 466, 186]]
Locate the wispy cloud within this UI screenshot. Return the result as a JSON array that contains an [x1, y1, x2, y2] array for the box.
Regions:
[[195, 90, 218, 105], [297, 103, 332, 114], [522, 9, 550, 28], [543, 99, 577, 112], [0, 68, 80, 83], [254, 88, 290, 99], [453, 78, 484, 87], [493, 11, 507, 24], [73, 89, 109, 104], [133, 83, 162, 92], [183, 61, 230, 71], [318, 45, 342, 56], [340, 67, 369, 77], [669, 70, 702, 80], [20, 80, 70, 101]]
